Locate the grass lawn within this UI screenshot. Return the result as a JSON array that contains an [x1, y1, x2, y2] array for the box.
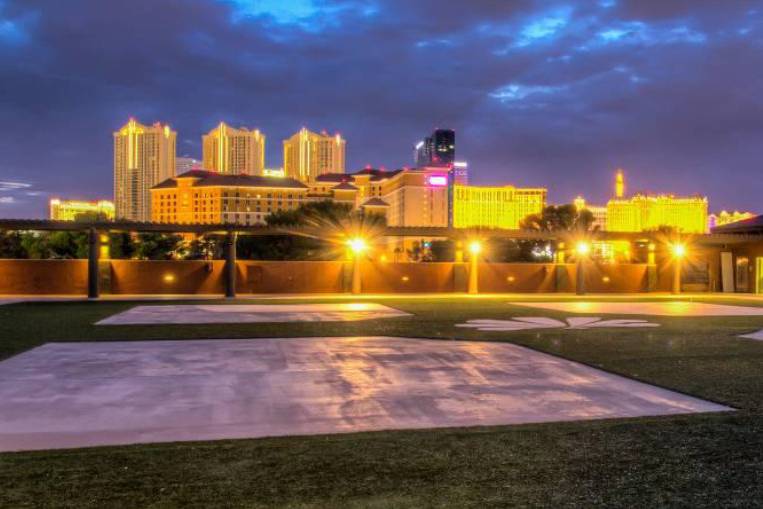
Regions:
[[1, 295, 762, 508]]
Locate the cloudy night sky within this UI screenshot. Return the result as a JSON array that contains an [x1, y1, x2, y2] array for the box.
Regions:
[[1, 0, 762, 218]]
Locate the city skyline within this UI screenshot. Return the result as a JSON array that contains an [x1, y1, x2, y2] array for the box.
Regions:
[[2, 0, 763, 217]]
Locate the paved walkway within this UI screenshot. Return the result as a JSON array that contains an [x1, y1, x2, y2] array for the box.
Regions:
[[0, 337, 729, 452]]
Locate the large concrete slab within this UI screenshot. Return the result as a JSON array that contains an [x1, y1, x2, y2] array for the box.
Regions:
[[739, 329, 763, 341], [97, 303, 410, 325], [0, 337, 729, 452], [514, 301, 763, 316]]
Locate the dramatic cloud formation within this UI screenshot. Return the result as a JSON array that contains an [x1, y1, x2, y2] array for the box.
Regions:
[[0, 0, 762, 217]]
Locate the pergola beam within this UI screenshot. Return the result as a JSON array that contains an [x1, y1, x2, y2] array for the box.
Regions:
[[1, 218, 759, 245]]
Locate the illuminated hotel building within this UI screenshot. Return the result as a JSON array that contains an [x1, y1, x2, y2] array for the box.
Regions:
[[114, 118, 176, 222], [453, 161, 469, 185], [49, 199, 115, 221], [605, 172, 708, 233], [315, 167, 451, 227], [607, 195, 708, 233], [283, 128, 345, 182], [202, 122, 265, 175], [708, 210, 756, 230], [151, 170, 310, 225], [453, 185, 547, 230]]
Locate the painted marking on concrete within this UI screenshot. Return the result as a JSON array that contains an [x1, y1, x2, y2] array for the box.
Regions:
[[457, 317, 659, 331], [0, 337, 730, 452], [514, 301, 763, 316], [97, 303, 410, 325]]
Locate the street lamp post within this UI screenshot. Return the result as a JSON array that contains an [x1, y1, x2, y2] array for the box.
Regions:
[[575, 241, 590, 296], [347, 237, 367, 295], [468, 241, 481, 295], [672, 243, 686, 295]]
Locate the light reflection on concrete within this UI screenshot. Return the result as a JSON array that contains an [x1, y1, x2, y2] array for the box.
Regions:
[[0, 337, 730, 452], [514, 301, 763, 316]]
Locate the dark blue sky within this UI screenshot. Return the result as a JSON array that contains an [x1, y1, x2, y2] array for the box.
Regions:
[[1, 0, 762, 218]]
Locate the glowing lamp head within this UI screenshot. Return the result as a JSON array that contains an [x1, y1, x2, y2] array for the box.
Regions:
[[575, 241, 591, 256], [672, 243, 687, 258], [468, 241, 482, 255], [347, 237, 367, 254]]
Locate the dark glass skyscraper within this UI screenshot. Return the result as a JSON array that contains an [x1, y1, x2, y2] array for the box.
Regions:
[[414, 129, 455, 167]]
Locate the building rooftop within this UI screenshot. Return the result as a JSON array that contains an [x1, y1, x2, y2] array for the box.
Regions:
[[351, 168, 404, 181], [333, 182, 359, 191], [315, 173, 352, 183], [152, 170, 308, 190], [361, 197, 389, 207], [711, 214, 763, 234]]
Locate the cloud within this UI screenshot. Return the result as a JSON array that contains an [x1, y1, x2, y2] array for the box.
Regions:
[[0, 180, 32, 191], [218, 0, 377, 31], [515, 7, 572, 47], [0, 0, 40, 48], [0, 0, 762, 219], [590, 21, 707, 47], [489, 83, 566, 104]]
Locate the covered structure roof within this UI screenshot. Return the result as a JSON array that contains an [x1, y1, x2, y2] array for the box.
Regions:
[[153, 170, 307, 190]]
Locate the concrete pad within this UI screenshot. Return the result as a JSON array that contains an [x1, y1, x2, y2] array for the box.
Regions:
[[0, 337, 730, 452], [739, 329, 763, 341], [514, 301, 763, 316], [97, 303, 410, 325]]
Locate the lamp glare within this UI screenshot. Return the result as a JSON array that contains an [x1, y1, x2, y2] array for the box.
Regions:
[[347, 238, 367, 254], [672, 243, 687, 258], [576, 241, 591, 256]]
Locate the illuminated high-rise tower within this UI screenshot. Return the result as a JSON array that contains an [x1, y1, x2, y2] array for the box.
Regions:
[[414, 129, 455, 167], [615, 169, 625, 198], [202, 122, 265, 175], [113, 118, 176, 222], [283, 128, 345, 182]]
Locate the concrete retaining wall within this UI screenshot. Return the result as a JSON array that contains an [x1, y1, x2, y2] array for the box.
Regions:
[[0, 259, 88, 295], [0, 258, 685, 295]]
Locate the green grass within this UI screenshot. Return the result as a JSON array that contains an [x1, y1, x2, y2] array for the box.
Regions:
[[1, 296, 763, 508]]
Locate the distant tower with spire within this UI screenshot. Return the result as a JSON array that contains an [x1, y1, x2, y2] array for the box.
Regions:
[[615, 169, 625, 198]]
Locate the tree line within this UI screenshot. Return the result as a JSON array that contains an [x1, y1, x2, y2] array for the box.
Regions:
[[0, 202, 594, 261]]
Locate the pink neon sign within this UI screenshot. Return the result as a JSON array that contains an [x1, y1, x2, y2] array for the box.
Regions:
[[428, 175, 448, 186]]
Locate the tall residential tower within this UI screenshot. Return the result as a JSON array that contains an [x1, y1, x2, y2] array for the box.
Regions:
[[283, 128, 345, 182], [113, 118, 176, 221], [202, 122, 265, 175]]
